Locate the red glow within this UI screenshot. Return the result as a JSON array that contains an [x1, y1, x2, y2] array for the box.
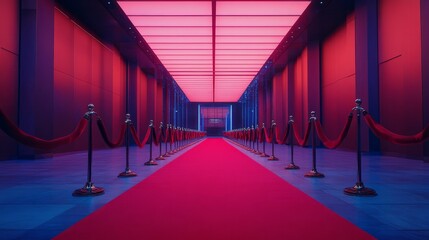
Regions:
[[118, 0, 310, 102], [217, 16, 299, 27]]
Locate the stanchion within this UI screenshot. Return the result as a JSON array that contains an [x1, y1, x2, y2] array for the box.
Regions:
[[304, 111, 324, 178], [247, 127, 252, 151], [344, 99, 377, 196], [73, 104, 104, 196], [163, 123, 171, 157], [255, 124, 261, 154], [118, 114, 137, 177], [169, 125, 174, 155], [173, 126, 178, 153], [285, 115, 300, 170], [268, 120, 279, 160], [144, 120, 158, 166], [155, 122, 165, 160], [260, 123, 269, 157], [251, 126, 256, 152]]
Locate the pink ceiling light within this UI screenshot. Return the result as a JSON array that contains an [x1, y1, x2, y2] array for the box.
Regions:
[[118, 1, 310, 102]]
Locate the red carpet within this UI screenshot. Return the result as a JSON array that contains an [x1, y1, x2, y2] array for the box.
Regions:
[[55, 138, 374, 240]]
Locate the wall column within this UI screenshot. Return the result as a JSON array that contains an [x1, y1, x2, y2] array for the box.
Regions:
[[421, 0, 429, 161], [19, 0, 55, 157], [355, 0, 380, 152]]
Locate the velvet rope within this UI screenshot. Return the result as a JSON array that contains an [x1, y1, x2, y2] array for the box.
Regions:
[[164, 128, 169, 143], [293, 122, 311, 146], [153, 127, 161, 146], [258, 128, 263, 142], [264, 127, 273, 143], [314, 113, 353, 149], [96, 118, 126, 148], [0, 109, 88, 149], [363, 112, 429, 144], [275, 126, 290, 145], [129, 125, 151, 148], [170, 128, 175, 144]]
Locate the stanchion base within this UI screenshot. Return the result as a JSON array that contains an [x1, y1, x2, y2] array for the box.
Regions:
[[118, 170, 137, 178], [344, 184, 377, 196], [304, 170, 325, 178], [285, 163, 300, 170], [73, 183, 104, 197], [155, 156, 165, 160], [163, 154, 171, 157], [268, 155, 279, 161], [260, 153, 269, 157], [144, 159, 158, 166]]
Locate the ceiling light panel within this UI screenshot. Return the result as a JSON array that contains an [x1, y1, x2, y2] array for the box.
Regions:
[[214, 1, 309, 102], [118, 1, 310, 102]]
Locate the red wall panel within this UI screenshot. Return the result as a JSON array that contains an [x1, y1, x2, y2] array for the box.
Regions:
[[137, 69, 149, 135], [73, 26, 92, 82], [53, 8, 126, 153], [292, 49, 309, 135], [378, 0, 423, 157], [272, 73, 283, 127], [321, 14, 356, 149]]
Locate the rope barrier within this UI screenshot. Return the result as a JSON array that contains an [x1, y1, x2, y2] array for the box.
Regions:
[[96, 118, 126, 148], [293, 121, 311, 146], [129, 125, 151, 148], [363, 111, 429, 144], [314, 112, 353, 149], [0, 109, 87, 150]]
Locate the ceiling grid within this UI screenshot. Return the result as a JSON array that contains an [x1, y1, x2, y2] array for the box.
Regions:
[[118, 0, 310, 102]]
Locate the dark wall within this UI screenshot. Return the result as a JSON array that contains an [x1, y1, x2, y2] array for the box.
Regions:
[[0, 0, 20, 159]]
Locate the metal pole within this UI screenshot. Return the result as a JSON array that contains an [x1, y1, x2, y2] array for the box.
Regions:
[[118, 114, 137, 177], [164, 123, 170, 157], [156, 122, 165, 160], [73, 104, 104, 196], [305, 111, 324, 178], [255, 124, 260, 154], [145, 120, 158, 166], [268, 120, 279, 160], [344, 99, 377, 196], [260, 123, 269, 157], [286, 115, 300, 169]]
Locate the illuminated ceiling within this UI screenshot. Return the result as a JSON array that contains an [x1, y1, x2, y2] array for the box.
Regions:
[[117, 1, 310, 102]]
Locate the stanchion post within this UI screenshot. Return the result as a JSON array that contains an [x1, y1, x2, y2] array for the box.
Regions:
[[255, 124, 260, 154], [169, 124, 174, 155], [344, 99, 377, 196], [305, 111, 324, 178], [268, 120, 279, 160], [285, 115, 300, 169], [118, 113, 137, 177], [144, 120, 158, 166], [260, 123, 269, 157], [156, 122, 165, 160], [173, 126, 178, 153], [73, 104, 104, 196], [251, 125, 256, 152], [164, 123, 171, 157], [247, 127, 252, 151]]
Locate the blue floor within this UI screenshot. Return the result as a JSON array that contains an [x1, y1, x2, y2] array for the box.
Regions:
[[1, 138, 429, 239]]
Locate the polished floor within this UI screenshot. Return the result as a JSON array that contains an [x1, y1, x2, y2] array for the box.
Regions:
[[0, 138, 429, 239]]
